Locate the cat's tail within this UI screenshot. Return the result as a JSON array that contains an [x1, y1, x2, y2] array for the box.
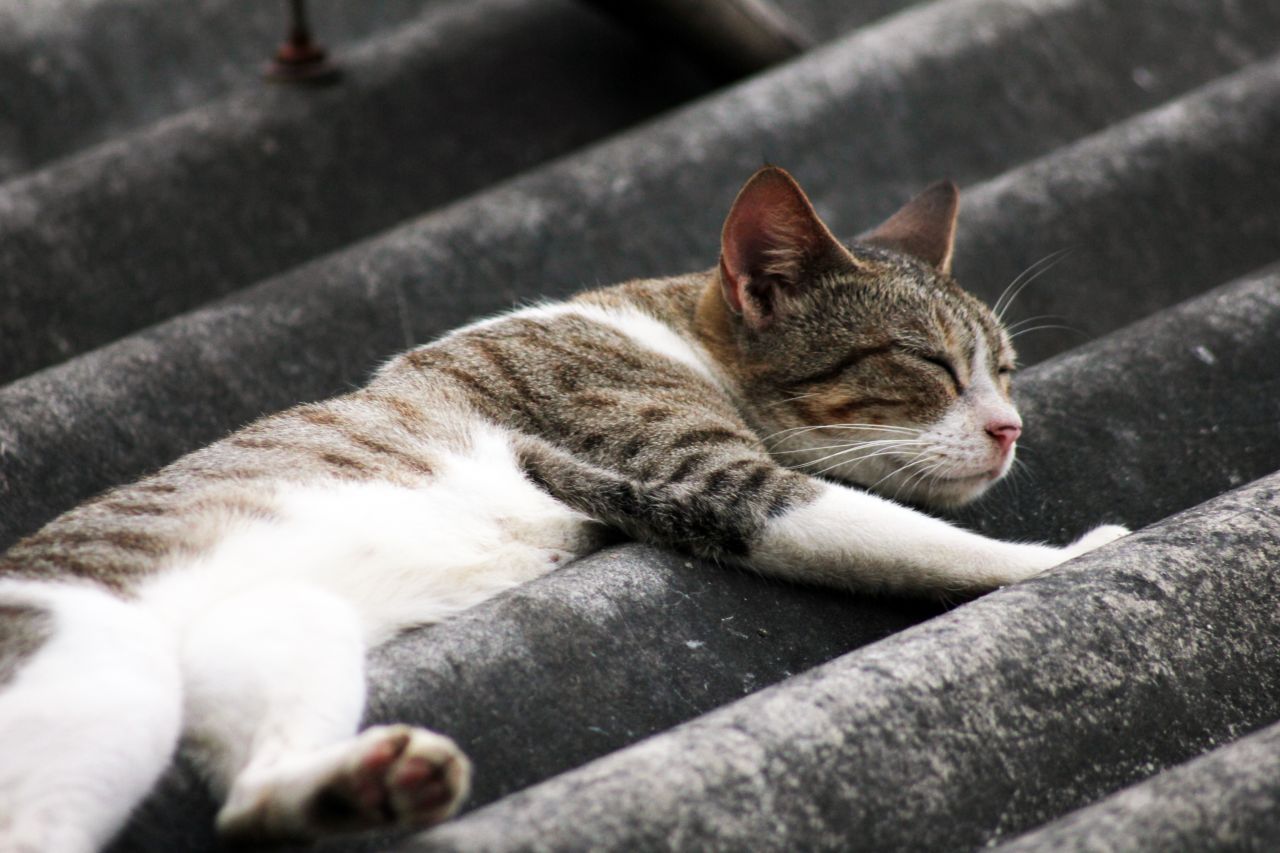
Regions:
[[0, 580, 182, 853]]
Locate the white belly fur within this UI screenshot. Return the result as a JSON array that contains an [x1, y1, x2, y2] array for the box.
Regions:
[[140, 427, 597, 643]]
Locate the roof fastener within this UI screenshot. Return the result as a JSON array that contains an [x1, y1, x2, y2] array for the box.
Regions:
[[265, 0, 340, 84]]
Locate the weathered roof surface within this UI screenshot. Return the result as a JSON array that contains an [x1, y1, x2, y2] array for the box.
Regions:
[[405, 469, 1280, 852], [388, 262, 1280, 851], [2, 0, 1278, 851], [991, 713, 1280, 853]]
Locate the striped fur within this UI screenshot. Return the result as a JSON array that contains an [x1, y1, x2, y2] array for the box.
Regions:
[[0, 604, 49, 687], [0, 167, 1127, 852]]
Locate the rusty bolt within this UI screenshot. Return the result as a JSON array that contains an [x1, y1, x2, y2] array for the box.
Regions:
[[265, 0, 340, 84]]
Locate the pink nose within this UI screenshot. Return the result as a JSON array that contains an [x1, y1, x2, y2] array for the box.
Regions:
[[986, 422, 1022, 454]]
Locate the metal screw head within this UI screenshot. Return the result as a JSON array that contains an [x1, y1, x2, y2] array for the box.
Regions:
[[265, 0, 340, 85]]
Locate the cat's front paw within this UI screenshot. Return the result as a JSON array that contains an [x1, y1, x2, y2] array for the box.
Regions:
[[1062, 524, 1130, 561]]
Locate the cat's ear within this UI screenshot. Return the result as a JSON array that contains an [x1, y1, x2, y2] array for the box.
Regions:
[[719, 166, 855, 330], [860, 180, 960, 274]]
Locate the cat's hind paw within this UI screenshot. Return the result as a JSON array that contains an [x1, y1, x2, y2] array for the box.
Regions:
[[217, 724, 471, 842], [312, 724, 471, 833]]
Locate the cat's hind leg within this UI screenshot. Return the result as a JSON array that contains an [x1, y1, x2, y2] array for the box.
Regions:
[[174, 581, 469, 843], [0, 582, 182, 853]]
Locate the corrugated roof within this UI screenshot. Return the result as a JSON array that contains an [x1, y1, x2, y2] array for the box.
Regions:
[[1, 1, 1278, 850]]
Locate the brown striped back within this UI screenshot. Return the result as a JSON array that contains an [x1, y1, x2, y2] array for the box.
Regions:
[[0, 167, 1016, 588]]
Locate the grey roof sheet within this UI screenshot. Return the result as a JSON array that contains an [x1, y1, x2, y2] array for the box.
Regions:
[[1, 1, 1278, 851]]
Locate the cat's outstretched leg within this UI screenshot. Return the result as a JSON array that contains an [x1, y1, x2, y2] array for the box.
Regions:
[[749, 481, 1129, 593], [174, 581, 469, 843], [518, 436, 1128, 597], [0, 582, 182, 853]]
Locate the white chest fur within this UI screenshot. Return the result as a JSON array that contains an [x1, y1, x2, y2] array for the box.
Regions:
[[140, 428, 596, 643]]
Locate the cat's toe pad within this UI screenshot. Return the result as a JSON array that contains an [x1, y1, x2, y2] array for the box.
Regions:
[[340, 722, 471, 824], [315, 725, 471, 831], [384, 731, 470, 822], [217, 725, 471, 841]]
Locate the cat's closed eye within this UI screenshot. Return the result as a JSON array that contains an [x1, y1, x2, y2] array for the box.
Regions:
[[915, 352, 964, 392]]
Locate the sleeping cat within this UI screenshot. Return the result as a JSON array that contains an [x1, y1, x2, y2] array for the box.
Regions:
[[0, 166, 1126, 852]]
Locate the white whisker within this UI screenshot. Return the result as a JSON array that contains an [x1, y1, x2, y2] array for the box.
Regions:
[[867, 456, 934, 492], [1004, 313, 1068, 334], [895, 459, 948, 501], [763, 392, 822, 410], [994, 248, 1074, 322], [788, 440, 926, 470], [994, 247, 1072, 318], [772, 438, 928, 456], [761, 422, 921, 444], [804, 444, 927, 477], [1008, 323, 1081, 342]]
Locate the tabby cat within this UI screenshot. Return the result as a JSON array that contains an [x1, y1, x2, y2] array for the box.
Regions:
[[0, 167, 1126, 852]]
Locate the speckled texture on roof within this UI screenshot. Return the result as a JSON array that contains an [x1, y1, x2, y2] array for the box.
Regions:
[[2, 1, 1278, 851]]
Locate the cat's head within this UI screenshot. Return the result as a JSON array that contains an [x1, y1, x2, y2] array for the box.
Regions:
[[705, 166, 1019, 509]]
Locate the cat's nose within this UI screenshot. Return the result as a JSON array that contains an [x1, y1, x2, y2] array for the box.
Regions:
[[986, 421, 1022, 455]]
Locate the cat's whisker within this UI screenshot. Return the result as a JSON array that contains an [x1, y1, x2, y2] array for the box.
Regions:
[[1000, 261, 1071, 323], [1009, 455, 1035, 481], [761, 422, 921, 445], [1008, 323, 1082, 342], [763, 392, 822, 411], [809, 453, 890, 479], [993, 247, 1073, 319], [847, 447, 936, 470], [763, 422, 922, 441], [998, 459, 1028, 499], [993, 254, 1060, 319], [803, 444, 930, 477], [994, 247, 1074, 321], [827, 426, 923, 437], [867, 455, 935, 493], [799, 442, 904, 474], [791, 446, 880, 470], [1004, 313, 1068, 334], [866, 459, 920, 491], [909, 463, 953, 501], [804, 455, 864, 477], [791, 441, 927, 473], [774, 435, 929, 450], [1013, 455, 1037, 484], [815, 438, 929, 451], [895, 458, 947, 500], [768, 438, 921, 458], [1008, 458, 1033, 494], [831, 421, 922, 431]]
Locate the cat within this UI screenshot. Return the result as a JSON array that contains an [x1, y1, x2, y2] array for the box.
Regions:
[[0, 166, 1127, 852]]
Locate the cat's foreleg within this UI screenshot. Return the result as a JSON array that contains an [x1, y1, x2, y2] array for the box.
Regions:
[[517, 436, 1126, 597], [0, 582, 181, 853], [175, 581, 470, 842], [750, 480, 1128, 595]]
